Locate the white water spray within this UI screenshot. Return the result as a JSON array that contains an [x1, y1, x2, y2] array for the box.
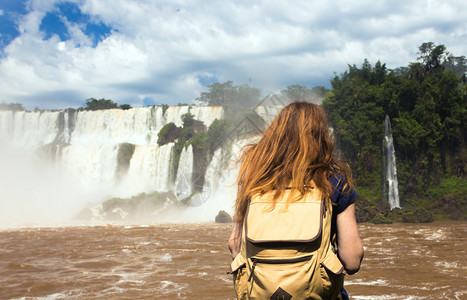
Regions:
[[0, 107, 233, 225], [383, 115, 400, 209]]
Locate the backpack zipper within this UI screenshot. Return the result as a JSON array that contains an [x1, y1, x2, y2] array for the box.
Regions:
[[247, 254, 314, 282]]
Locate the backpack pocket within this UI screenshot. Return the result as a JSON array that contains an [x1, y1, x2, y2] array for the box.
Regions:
[[319, 251, 345, 299], [246, 191, 323, 243], [247, 255, 315, 299], [321, 250, 344, 275], [230, 253, 248, 299], [230, 252, 247, 274]]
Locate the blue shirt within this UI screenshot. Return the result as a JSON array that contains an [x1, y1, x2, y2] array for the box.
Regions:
[[329, 174, 358, 215]]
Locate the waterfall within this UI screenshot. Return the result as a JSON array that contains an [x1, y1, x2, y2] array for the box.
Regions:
[[121, 144, 174, 196], [175, 145, 194, 200], [383, 115, 400, 209], [174, 146, 239, 221], [5, 111, 63, 147], [0, 106, 229, 224]]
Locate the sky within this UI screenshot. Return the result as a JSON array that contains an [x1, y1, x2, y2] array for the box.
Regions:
[[0, 0, 465, 110]]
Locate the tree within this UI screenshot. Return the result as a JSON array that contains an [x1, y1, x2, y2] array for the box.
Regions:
[[197, 81, 235, 106], [83, 98, 118, 110], [280, 85, 329, 104], [119, 104, 132, 110], [281, 85, 312, 101], [444, 54, 467, 82], [323, 43, 466, 198], [180, 113, 206, 141], [196, 81, 261, 107], [206, 119, 231, 154], [311, 86, 329, 98], [0, 101, 25, 111], [417, 42, 448, 74]]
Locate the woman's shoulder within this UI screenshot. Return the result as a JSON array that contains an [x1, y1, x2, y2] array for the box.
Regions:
[[329, 174, 358, 214], [329, 174, 348, 189]]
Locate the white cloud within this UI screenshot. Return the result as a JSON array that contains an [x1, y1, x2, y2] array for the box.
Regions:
[[0, 0, 466, 109]]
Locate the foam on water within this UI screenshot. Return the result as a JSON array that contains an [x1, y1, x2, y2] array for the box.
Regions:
[[159, 280, 188, 294], [136, 241, 152, 245], [345, 279, 389, 286], [30, 292, 70, 300], [352, 296, 415, 300], [99, 285, 127, 297], [115, 277, 145, 286], [216, 274, 233, 284], [435, 261, 460, 269], [160, 253, 173, 262]]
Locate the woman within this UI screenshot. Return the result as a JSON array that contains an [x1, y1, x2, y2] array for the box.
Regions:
[[228, 101, 363, 299]]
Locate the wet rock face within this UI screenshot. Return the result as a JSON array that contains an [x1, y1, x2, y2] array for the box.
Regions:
[[400, 208, 433, 223], [354, 195, 387, 223], [354, 196, 373, 223], [215, 210, 233, 223], [74, 191, 181, 222], [432, 194, 465, 220]]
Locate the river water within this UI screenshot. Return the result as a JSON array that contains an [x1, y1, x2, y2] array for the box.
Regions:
[[0, 221, 465, 299]]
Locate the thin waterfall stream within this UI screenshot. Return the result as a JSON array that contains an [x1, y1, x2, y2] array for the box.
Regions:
[[383, 115, 400, 209]]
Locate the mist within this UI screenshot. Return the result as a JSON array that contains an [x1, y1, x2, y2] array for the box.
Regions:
[[0, 138, 103, 227], [0, 107, 239, 227], [0, 138, 237, 227]]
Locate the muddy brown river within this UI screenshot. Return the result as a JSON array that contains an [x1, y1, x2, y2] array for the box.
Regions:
[[0, 221, 465, 299]]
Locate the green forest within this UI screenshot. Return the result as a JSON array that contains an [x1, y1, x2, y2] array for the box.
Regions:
[[321, 42, 466, 222]]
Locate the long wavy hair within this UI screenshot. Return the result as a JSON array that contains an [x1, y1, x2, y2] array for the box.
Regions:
[[234, 101, 353, 223]]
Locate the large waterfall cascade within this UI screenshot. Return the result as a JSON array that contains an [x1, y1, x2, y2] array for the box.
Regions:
[[383, 115, 401, 209], [0, 106, 240, 224]]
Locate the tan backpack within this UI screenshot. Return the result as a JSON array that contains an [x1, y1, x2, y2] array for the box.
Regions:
[[229, 186, 345, 299]]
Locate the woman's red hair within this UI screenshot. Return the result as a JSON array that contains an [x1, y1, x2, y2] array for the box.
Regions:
[[234, 101, 353, 223]]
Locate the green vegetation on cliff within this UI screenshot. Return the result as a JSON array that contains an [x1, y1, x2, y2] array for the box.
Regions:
[[81, 98, 132, 111], [157, 109, 233, 189], [116, 143, 136, 181], [322, 42, 466, 222], [157, 122, 182, 145]]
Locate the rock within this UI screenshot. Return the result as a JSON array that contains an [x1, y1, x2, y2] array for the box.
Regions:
[[371, 214, 393, 224], [401, 207, 433, 223], [97, 191, 179, 221], [355, 196, 377, 223], [375, 198, 389, 216], [215, 210, 233, 223], [387, 207, 403, 223]]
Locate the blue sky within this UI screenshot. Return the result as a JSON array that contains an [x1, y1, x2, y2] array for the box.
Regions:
[[0, 0, 466, 109]]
